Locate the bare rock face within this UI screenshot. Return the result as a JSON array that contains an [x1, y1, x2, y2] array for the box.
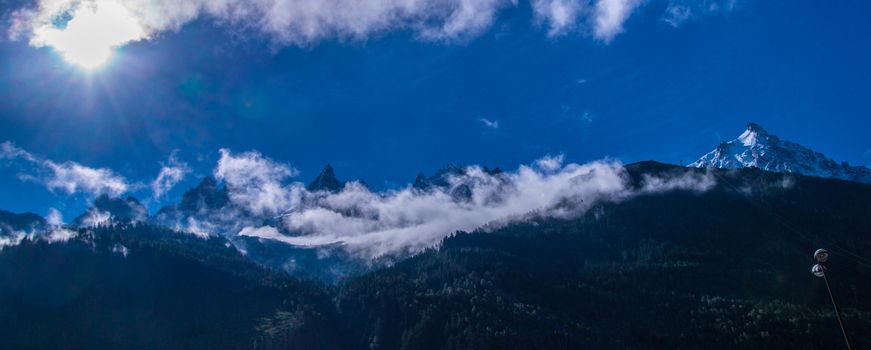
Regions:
[[72, 195, 149, 227], [307, 164, 345, 193]]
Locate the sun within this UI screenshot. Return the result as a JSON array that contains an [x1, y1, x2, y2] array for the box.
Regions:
[[32, 1, 146, 70]]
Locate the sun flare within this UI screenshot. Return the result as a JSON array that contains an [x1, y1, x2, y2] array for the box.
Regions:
[[32, 1, 146, 70]]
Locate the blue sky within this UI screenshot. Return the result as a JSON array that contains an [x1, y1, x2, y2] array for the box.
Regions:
[[1, 0, 870, 219]]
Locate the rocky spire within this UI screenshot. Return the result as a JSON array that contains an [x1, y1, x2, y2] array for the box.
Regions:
[[307, 164, 345, 192]]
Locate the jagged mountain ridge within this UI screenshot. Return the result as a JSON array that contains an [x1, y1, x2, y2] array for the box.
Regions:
[[0, 162, 510, 280], [0, 210, 46, 234], [177, 175, 230, 213], [155, 175, 231, 224], [413, 164, 504, 202], [690, 123, 871, 183], [0, 156, 857, 280], [3, 154, 864, 283], [412, 164, 503, 190]]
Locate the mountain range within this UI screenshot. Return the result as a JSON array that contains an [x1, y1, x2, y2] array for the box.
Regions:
[[2, 123, 869, 281], [6, 123, 866, 244], [0, 125, 870, 348]]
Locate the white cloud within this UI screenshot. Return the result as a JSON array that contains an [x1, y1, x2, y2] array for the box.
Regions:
[[0, 232, 28, 249], [0, 141, 36, 161], [238, 157, 716, 259], [531, 0, 656, 41], [43, 160, 130, 196], [423, 0, 510, 40], [535, 154, 564, 171], [531, 0, 585, 36], [0, 228, 77, 249], [45, 228, 78, 243], [46, 208, 64, 227], [11, 0, 516, 48], [151, 150, 191, 199], [239, 225, 284, 241], [3, 140, 719, 261], [78, 209, 112, 227], [180, 217, 218, 238], [478, 118, 500, 129], [0, 141, 132, 197], [592, 0, 641, 42], [9, 0, 663, 54], [29, 0, 147, 68], [662, 3, 692, 27], [639, 170, 715, 193], [214, 148, 301, 216], [662, 0, 736, 28], [780, 176, 795, 190]]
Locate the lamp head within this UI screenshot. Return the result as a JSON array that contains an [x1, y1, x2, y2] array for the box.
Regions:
[[811, 264, 826, 278], [814, 249, 829, 263]]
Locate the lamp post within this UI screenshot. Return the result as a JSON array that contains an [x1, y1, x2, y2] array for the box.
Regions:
[[811, 249, 852, 350]]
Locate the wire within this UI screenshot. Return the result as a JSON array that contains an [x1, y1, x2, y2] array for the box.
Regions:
[[823, 272, 853, 350], [710, 170, 871, 270]]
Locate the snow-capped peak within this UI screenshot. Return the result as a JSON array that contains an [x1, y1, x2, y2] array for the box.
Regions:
[[690, 123, 871, 183], [737, 122, 766, 147]]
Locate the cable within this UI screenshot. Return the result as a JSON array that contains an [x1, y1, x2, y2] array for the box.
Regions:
[[710, 171, 871, 270], [822, 271, 853, 350]]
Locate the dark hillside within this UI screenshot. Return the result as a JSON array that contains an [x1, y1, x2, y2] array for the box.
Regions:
[[328, 163, 871, 349], [0, 224, 344, 350]]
